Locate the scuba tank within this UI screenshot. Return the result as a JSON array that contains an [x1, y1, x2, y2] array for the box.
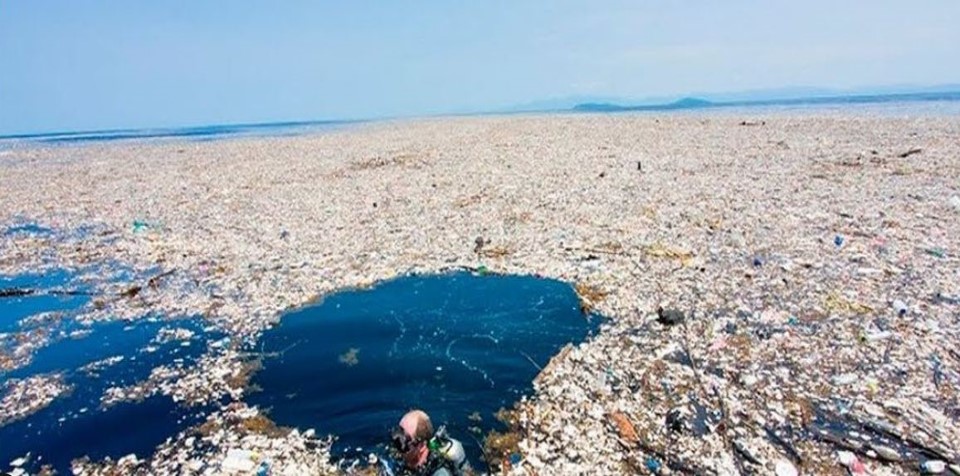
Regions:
[[427, 426, 467, 473]]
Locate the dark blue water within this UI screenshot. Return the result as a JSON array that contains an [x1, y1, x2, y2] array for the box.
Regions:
[[0, 119, 359, 145], [0, 269, 218, 474], [248, 272, 601, 466], [3, 223, 54, 236], [2, 91, 958, 148], [0, 270, 87, 334]]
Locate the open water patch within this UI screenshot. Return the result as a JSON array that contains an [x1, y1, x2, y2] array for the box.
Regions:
[[0, 269, 86, 334], [0, 269, 219, 474], [3, 222, 54, 237], [248, 271, 602, 467]]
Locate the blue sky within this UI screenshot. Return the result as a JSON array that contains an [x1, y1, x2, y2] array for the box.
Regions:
[[1, 1, 958, 134]]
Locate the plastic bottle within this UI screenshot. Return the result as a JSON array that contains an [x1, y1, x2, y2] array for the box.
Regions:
[[921, 460, 946, 474], [893, 299, 908, 316]]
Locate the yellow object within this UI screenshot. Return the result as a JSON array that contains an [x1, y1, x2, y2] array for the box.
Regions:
[[824, 292, 873, 314], [645, 242, 694, 266]]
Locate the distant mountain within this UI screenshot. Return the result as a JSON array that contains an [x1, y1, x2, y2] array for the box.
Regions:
[[504, 84, 960, 114], [693, 84, 960, 102], [572, 90, 960, 113], [574, 97, 714, 112]]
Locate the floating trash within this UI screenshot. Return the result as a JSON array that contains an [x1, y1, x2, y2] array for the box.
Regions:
[[0, 270, 87, 334], [0, 269, 218, 474]]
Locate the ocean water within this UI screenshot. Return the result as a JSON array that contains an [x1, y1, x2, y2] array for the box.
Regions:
[[0, 269, 86, 334], [0, 268, 218, 474], [247, 272, 602, 468], [0, 119, 358, 146], [3, 92, 958, 149]]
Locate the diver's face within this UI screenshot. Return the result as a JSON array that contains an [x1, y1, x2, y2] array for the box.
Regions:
[[392, 427, 426, 468], [402, 439, 426, 468]]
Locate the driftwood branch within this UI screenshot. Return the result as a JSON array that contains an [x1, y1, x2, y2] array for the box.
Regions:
[[0, 288, 96, 298], [845, 411, 958, 464], [811, 404, 958, 467], [0, 268, 177, 301], [897, 148, 922, 158]]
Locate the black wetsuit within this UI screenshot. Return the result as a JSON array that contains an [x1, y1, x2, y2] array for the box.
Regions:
[[393, 438, 468, 476]]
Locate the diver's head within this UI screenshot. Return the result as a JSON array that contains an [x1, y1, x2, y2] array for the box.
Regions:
[[393, 409, 434, 468]]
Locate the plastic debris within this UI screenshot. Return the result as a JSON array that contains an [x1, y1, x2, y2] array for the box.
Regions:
[[4, 109, 960, 475], [665, 407, 689, 433], [832, 373, 858, 386], [893, 299, 908, 316], [834, 234, 845, 247], [774, 459, 798, 476], [936, 292, 960, 304], [921, 460, 946, 473], [825, 292, 874, 314], [221, 449, 257, 473], [870, 443, 901, 462], [656, 307, 685, 326], [948, 195, 960, 212], [645, 242, 694, 266], [950, 195, 960, 212], [645, 457, 661, 473], [863, 330, 893, 342], [0, 374, 72, 426], [837, 451, 867, 474], [608, 411, 639, 443]]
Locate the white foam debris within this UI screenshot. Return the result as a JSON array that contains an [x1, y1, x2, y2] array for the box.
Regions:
[[221, 448, 257, 473], [0, 374, 71, 426], [2, 113, 959, 474]]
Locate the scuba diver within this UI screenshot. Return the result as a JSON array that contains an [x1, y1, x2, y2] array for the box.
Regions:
[[388, 409, 470, 476]]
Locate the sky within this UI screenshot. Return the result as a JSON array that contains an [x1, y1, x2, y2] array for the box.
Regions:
[[1, 1, 959, 134]]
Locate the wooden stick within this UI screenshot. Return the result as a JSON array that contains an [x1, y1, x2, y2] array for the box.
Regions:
[[846, 411, 958, 464], [0, 268, 176, 301], [0, 288, 96, 298]]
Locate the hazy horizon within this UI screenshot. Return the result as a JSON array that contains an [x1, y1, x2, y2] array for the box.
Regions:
[[2, 1, 959, 135]]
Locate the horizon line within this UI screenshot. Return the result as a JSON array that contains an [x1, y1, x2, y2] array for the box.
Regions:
[[3, 87, 960, 140]]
